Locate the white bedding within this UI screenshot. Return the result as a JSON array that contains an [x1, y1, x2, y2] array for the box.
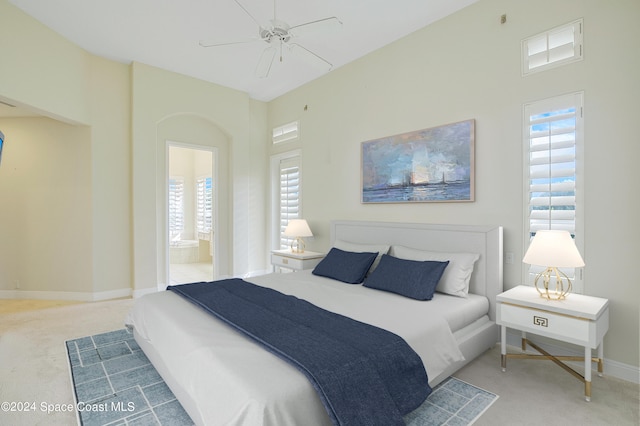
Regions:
[[126, 271, 489, 426]]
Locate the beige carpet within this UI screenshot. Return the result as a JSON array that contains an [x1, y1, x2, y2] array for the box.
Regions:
[[455, 343, 639, 425], [1, 298, 638, 426], [0, 299, 133, 426]]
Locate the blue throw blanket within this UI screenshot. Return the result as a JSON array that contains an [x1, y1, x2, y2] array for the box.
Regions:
[[168, 279, 431, 426]]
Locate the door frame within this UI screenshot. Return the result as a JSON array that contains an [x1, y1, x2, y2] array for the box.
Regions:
[[165, 141, 219, 287]]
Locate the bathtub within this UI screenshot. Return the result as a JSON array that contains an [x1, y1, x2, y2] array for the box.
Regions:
[[170, 239, 199, 264]]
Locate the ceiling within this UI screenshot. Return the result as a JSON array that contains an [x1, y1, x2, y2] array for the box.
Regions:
[[7, 0, 478, 105]]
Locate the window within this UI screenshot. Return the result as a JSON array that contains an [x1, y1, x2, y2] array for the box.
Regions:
[[522, 19, 583, 75], [196, 176, 213, 233], [271, 151, 302, 250], [278, 157, 301, 249], [523, 92, 584, 292], [168, 177, 184, 239], [272, 121, 299, 144]]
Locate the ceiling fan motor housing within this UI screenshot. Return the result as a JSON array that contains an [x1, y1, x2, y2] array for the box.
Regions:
[[260, 20, 291, 43]]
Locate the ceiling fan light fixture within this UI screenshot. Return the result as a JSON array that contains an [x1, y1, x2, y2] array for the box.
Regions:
[[200, 1, 340, 79], [260, 20, 291, 44]]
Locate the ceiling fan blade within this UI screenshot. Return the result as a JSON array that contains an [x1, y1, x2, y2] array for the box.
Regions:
[[288, 43, 333, 71], [255, 46, 277, 78], [199, 37, 260, 48], [289, 16, 342, 37], [234, 0, 265, 29]]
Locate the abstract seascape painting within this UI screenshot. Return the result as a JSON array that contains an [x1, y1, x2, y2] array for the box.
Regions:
[[361, 120, 475, 203]]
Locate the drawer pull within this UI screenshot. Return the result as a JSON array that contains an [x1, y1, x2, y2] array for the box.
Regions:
[[282, 258, 288, 264], [533, 316, 548, 327]]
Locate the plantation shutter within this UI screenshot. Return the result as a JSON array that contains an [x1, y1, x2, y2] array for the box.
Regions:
[[196, 177, 213, 233], [522, 19, 583, 75], [279, 156, 301, 249], [169, 177, 184, 236], [524, 92, 584, 291], [273, 121, 299, 144]]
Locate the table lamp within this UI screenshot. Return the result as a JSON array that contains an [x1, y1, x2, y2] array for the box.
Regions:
[[522, 230, 585, 300], [284, 219, 313, 253]]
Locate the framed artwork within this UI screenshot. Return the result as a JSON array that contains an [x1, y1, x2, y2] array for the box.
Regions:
[[361, 119, 475, 203]]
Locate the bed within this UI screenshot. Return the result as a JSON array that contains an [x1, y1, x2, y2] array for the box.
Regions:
[[126, 220, 503, 425]]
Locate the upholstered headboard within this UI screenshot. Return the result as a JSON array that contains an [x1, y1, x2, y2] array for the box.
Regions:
[[330, 221, 504, 320]]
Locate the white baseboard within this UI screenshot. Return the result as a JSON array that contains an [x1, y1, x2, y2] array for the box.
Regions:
[[91, 288, 132, 301], [0, 288, 132, 302], [132, 287, 158, 298], [243, 269, 273, 278], [506, 331, 639, 384]]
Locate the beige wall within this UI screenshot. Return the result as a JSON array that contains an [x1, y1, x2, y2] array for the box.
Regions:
[[0, 1, 89, 124], [268, 0, 640, 370], [87, 55, 132, 295], [130, 63, 268, 294], [0, 117, 92, 293], [0, 1, 132, 299]]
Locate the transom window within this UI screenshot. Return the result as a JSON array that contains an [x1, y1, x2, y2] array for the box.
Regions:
[[522, 19, 583, 75], [272, 121, 299, 144]]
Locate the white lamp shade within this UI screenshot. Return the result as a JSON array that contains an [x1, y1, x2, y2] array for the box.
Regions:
[[284, 219, 313, 237], [523, 230, 585, 267]]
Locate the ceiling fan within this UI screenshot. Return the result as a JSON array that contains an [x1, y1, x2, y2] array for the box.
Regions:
[[199, 0, 342, 78]]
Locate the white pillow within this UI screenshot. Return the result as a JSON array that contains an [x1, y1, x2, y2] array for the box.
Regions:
[[333, 240, 390, 273], [391, 245, 479, 297]]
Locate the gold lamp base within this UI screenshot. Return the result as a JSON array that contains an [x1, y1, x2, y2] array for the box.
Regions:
[[534, 266, 572, 300], [290, 237, 306, 253]]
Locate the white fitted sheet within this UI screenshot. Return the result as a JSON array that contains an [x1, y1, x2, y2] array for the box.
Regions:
[[126, 271, 488, 426]]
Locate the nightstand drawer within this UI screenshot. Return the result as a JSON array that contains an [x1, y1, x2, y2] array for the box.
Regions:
[[271, 250, 324, 272], [499, 303, 599, 347], [271, 254, 306, 270]]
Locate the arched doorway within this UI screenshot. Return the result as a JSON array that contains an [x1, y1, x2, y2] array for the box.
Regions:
[[156, 114, 230, 289], [167, 144, 215, 284]]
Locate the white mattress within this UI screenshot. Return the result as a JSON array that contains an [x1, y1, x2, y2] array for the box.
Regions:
[[126, 271, 488, 426]]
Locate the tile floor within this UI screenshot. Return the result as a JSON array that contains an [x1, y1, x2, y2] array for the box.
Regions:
[[168, 262, 213, 285]]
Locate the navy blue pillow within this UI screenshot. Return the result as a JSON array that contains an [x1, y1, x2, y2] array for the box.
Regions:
[[312, 247, 378, 284], [363, 254, 449, 300]]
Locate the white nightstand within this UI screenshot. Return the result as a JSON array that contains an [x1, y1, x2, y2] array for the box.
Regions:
[[271, 250, 324, 272], [496, 285, 609, 401]]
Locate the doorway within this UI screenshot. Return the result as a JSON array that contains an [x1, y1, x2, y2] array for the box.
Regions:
[[167, 144, 216, 285]]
